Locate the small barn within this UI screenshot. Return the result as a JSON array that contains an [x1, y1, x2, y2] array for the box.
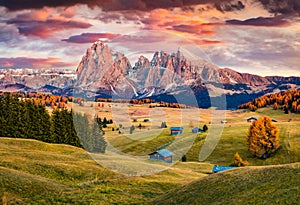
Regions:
[[212, 165, 236, 173], [170, 127, 183, 135], [247, 116, 258, 122], [192, 127, 204, 133], [221, 120, 227, 124], [149, 149, 173, 163]]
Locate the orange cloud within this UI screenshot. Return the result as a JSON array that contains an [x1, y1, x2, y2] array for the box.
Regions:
[[7, 7, 91, 38], [141, 8, 223, 46]]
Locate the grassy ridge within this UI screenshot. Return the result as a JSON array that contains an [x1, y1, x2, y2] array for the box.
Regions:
[[153, 163, 300, 205], [0, 138, 211, 204]]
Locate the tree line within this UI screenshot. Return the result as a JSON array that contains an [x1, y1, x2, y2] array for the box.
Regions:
[[0, 93, 107, 153], [238, 90, 300, 113], [0, 91, 188, 110]]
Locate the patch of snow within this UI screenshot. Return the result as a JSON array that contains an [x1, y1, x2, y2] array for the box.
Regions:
[[110, 84, 118, 95], [125, 79, 138, 97], [229, 78, 237, 84], [147, 88, 155, 97]]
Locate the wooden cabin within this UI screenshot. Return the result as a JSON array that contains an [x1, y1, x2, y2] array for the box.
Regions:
[[170, 127, 183, 135], [247, 116, 258, 122], [149, 149, 173, 163], [192, 127, 204, 133]]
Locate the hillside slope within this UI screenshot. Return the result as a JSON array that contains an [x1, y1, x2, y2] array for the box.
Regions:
[[0, 138, 212, 204], [153, 163, 300, 205]]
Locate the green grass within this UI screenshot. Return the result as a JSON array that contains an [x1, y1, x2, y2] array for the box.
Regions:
[[108, 107, 300, 166], [1, 107, 300, 204], [152, 163, 300, 205], [0, 137, 211, 204]]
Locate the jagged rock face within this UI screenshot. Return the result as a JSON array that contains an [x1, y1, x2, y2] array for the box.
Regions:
[[76, 41, 132, 93], [75, 41, 300, 100]]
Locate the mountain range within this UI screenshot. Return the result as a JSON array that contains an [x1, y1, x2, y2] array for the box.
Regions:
[[1, 41, 300, 108], [74, 41, 300, 108]]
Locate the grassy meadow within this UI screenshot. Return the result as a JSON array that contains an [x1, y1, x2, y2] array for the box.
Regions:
[[1, 102, 300, 204], [0, 138, 213, 204], [73, 102, 300, 167]]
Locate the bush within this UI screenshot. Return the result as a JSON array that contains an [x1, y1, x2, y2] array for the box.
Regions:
[[232, 152, 248, 167]]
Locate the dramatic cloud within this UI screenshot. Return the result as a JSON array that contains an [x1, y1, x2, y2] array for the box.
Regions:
[[62, 33, 121, 43], [215, 0, 245, 12], [97, 11, 144, 23], [0, 23, 19, 43], [7, 19, 92, 37], [0, 57, 76, 68], [258, 0, 300, 14], [226, 16, 291, 27], [170, 24, 216, 35], [202, 24, 300, 76], [0, 0, 235, 11], [1, 0, 300, 16], [0, 0, 299, 76]]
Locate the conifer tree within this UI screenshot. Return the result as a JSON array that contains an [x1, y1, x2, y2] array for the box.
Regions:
[[203, 124, 208, 132], [130, 125, 135, 134], [91, 117, 107, 153], [246, 117, 280, 158], [73, 112, 92, 151]]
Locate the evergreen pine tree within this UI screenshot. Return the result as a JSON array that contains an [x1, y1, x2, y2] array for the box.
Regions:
[[203, 124, 208, 132], [91, 117, 107, 153], [73, 112, 92, 151], [130, 125, 135, 134]]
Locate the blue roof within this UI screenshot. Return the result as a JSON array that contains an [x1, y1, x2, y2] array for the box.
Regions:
[[170, 127, 183, 130], [154, 149, 174, 157], [213, 165, 236, 173]]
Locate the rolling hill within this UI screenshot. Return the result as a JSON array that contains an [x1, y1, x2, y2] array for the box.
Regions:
[[1, 106, 300, 204], [152, 163, 300, 205], [0, 137, 212, 204]]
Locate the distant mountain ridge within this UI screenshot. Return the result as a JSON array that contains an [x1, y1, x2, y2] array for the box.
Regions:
[[1, 41, 300, 108]]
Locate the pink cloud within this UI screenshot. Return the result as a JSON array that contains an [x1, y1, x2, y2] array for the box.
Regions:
[[0, 57, 77, 68], [62, 33, 121, 43], [8, 19, 92, 38]]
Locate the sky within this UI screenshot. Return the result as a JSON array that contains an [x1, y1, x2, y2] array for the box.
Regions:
[[0, 0, 299, 76]]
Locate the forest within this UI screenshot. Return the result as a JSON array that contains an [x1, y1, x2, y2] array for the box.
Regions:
[[0, 93, 107, 153], [238, 90, 300, 113]]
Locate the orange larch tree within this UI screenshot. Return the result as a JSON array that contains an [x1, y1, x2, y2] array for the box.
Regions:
[[246, 117, 280, 159]]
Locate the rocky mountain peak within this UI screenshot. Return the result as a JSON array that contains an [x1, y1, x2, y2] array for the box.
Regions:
[[75, 42, 132, 91], [134, 55, 150, 70]]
